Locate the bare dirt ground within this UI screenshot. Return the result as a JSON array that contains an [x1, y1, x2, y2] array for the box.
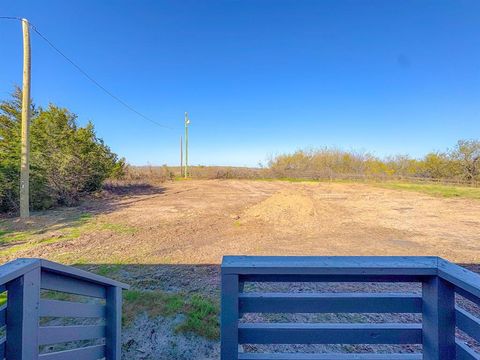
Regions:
[[6, 179, 479, 266], [2, 180, 480, 359]]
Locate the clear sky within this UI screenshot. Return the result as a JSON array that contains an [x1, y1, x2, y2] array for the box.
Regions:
[[1, 0, 479, 167]]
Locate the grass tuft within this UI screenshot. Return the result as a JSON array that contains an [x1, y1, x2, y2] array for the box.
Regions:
[[123, 290, 185, 326], [122, 289, 219, 340], [175, 294, 220, 340]]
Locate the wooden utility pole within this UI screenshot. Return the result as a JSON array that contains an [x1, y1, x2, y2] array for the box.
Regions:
[[180, 136, 183, 174], [20, 18, 31, 218], [184, 112, 190, 178]]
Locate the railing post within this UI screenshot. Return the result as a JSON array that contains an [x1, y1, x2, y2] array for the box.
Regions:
[[422, 276, 455, 360], [106, 286, 122, 360], [6, 267, 40, 360], [221, 273, 240, 360]]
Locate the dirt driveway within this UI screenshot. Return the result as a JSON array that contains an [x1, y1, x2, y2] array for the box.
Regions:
[[6, 179, 479, 266]]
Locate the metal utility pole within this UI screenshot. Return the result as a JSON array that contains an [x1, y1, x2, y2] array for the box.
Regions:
[[180, 136, 183, 174], [20, 18, 31, 218], [184, 112, 190, 178]]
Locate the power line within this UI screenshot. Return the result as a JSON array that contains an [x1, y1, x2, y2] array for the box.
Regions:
[[0, 16, 22, 20], [0, 16, 173, 130]]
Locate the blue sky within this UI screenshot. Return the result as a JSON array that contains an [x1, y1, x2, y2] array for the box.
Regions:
[[1, 0, 479, 167]]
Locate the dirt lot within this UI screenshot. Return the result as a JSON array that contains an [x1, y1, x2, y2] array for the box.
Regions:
[[2, 180, 479, 359], [4, 179, 479, 265]]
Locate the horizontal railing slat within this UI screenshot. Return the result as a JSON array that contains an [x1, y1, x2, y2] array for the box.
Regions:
[[41, 271, 106, 298], [456, 341, 480, 360], [238, 323, 422, 344], [40, 259, 128, 289], [222, 256, 438, 276], [239, 293, 422, 314], [456, 307, 480, 343], [455, 287, 480, 308], [240, 274, 428, 283], [38, 325, 105, 345], [40, 299, 106, 318], [38, 344, 105, 360], [238, 354, 422, 360]]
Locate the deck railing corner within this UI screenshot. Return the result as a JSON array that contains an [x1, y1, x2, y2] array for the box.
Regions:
[[0, 258, 129, 360]]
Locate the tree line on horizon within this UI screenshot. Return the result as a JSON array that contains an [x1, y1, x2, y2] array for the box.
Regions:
[[268, 141, 480, 183], [120, 140, 480, 185], [0, 89, 125, 213]]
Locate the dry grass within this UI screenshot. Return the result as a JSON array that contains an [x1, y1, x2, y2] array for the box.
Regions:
[[374, 181, 480, 200]]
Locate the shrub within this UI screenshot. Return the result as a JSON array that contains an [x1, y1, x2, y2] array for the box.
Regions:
[[0, 88, 124, 212], [268, 144, 480, 184]]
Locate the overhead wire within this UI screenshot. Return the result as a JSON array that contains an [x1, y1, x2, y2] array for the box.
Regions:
[[0, 16, 174, 129]]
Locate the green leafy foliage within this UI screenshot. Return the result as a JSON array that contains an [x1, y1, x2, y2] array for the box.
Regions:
[[0, 88, 125, 212]]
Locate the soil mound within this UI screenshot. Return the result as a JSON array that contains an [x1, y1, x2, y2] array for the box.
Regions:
[[242, 190, 317, 229]]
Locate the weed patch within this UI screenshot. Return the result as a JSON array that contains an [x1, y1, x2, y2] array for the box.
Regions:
[[175, 294, 220, 340], [123, 290, 219, 340], [123, 290, 184, 325]]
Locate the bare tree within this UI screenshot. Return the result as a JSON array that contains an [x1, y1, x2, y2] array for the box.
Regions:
[[452, 140, 480, 183]]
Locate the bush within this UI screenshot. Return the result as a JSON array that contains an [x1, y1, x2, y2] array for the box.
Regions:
[[0, 88, 125, 212], [268, 144, 480, 184]]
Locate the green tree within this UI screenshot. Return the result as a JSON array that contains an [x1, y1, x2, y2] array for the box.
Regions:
[[0, 89, 124, 212]]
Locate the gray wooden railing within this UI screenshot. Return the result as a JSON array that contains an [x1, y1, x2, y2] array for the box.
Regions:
[[221, 256, 480, 360], [0, 258, 129, 360]]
